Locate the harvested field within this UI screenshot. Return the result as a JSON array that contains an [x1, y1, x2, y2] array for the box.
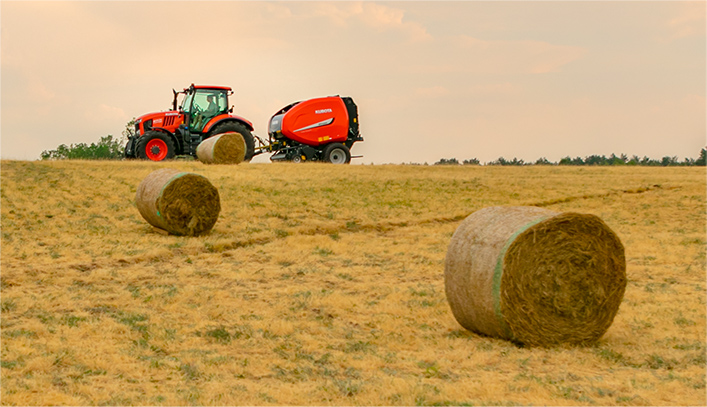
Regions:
[[1, 160, 705, 405]]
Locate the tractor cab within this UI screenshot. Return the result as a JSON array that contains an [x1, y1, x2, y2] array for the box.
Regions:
[[177, 85, 232, 133]]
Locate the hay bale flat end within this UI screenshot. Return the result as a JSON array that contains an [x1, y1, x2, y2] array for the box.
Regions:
[[196, 132, 246, 165]]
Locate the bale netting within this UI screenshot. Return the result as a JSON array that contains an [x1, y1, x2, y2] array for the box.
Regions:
[[196, 132, 246, 165], [444, 206, 626, 347], [135, 168, 220, 236]]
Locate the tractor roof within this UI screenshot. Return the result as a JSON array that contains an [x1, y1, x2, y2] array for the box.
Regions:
[[189, 85, 232, 91]]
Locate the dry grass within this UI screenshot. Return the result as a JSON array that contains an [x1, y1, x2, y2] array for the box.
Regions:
[[1, 160, 705, 405]]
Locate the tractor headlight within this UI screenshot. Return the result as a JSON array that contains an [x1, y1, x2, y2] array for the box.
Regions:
[[269, 114, 284, 134], [143, 119, 153, 132]]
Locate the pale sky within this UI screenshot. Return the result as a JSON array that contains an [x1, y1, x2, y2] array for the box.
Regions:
[[2, 1, 705, 164]]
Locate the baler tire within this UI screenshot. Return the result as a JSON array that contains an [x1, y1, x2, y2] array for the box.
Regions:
[[323, 143, 351, 164], [136, 131, 176, 161], [209, 122, 255, 162]]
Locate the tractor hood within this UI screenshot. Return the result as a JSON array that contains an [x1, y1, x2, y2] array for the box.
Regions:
[[134, 110, 183, 135], [135, 110, 179, 125]]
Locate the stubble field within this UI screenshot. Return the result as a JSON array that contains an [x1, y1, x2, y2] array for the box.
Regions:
[[1, 160, 705, 405]]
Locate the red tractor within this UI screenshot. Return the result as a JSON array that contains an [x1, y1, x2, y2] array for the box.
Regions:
[[126, 84, 363, 164], [125, 84, 256, 161]]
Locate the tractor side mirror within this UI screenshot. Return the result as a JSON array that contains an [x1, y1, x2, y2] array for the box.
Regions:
[[229, 105, 234, 113]]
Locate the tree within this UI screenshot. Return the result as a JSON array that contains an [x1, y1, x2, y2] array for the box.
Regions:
[[608, 154, 627, 166], [487, 157, 525, 166], [584, 155, 607, 165], [660, 156, 679, 166], [559, 156, 584, 165], [639, 156, 659, 166], [462, 158, 480, 165], [627, 155, 640, 166], [696, 148, 706, 166], [434, 158, 460, 165]]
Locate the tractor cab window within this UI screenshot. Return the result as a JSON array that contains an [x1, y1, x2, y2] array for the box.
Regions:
[[217, 93, 228, 113], [194, 91, 226, 116], [188, 90, 228, 132], [180, 92, 194, 114]]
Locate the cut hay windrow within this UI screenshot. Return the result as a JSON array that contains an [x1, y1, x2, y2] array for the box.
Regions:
[[196, 132, 246, 164], [444, 206, 626, 347], [135, 168, 220, 236]]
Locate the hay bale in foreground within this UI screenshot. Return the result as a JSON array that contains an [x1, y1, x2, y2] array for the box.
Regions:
[[135, 168, 220, 236], [196, 132, 246, 164], [444, 206, 626, 347]]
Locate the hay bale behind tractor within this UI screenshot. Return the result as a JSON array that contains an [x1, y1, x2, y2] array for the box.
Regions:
[[444, 206, 626, 347], [196, 132, 246, 164], [135, 168, 220, 236]]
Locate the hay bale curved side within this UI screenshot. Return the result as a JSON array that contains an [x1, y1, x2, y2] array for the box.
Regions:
[[135, 168, 221, 236], [196, 132, 246, 165], [444, 206, 555, 339], [444, 206, 626, 347]]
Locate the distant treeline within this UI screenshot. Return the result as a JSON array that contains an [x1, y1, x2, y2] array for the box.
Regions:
[[40, 120, 135, 160], [432, 149, 707, 167], [40, 135, 125, 160]]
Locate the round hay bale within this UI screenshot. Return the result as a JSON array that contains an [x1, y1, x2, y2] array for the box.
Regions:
[[135, 168, 220, 236], [196, 132, 246, 164], [444, 206, 626, 347]]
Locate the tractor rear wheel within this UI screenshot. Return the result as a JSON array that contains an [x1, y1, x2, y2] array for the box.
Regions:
[[208, 122, 255, 162], [323, 143, 351, 164], [136, 131, 176, 161]]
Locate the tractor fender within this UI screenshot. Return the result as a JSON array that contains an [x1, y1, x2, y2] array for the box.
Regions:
[[203, 114, 255, 134], [151, 126, 173, 134]]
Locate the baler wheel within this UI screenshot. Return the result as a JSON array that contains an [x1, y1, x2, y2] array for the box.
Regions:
[[323, 143, 351, 164]]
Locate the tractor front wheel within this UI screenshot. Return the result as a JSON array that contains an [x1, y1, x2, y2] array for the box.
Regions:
[[322, 143, 351, 164], [136, 131, 176, 161]]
